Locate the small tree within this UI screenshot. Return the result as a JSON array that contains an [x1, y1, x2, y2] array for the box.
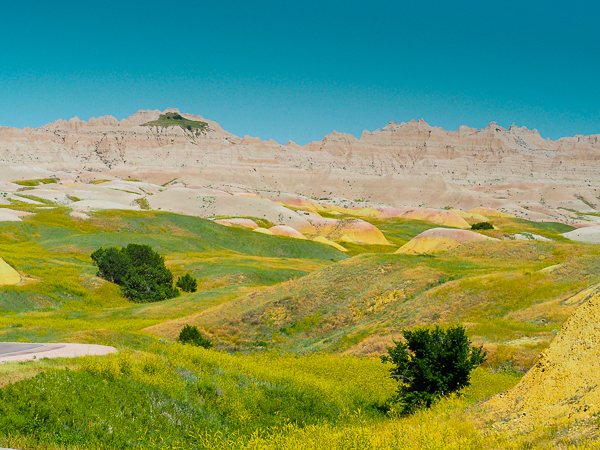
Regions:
[[91, 244, 179, 303], [471, 222, 493, 230], [176, 273, 198, 293], [381, 324, 486, 414], [177, 324, 213, 349]]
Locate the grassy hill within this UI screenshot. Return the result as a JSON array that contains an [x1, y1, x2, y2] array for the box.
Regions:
[[147, 239, 600, 370], [1, 206, 599, 448], [0, 208, 345, 344]]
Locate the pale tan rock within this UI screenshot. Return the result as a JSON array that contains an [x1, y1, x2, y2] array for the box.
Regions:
[[562, 226, 600, 243], [0, 211, 23, 221], [70, 211, 90, 220], [1, 110, 599, 221], [0, 343, 117, 362], [269, 225, 307, 239]]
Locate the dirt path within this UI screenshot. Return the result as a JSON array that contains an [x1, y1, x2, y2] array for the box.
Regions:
[[0, 342, 117, 363]]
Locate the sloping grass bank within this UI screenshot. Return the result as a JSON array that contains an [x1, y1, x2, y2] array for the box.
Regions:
[[0, 345, 524, 450]]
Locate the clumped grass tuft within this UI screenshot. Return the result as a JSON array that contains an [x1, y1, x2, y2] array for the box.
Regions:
[[13, 178, 57, 187]]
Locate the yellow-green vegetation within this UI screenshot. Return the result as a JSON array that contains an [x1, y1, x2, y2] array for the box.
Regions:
[[142, 112, 210, 133], [13, 178, 57, 187], [1, 206, 599, 448], [134, 197, 150, 209], [66, 194, 81, 202], [166, 239, 600, 370], [0, 207, 344, 343], [213, 215, 276, 229], [12, 193, 56, 205], [88, 179, 111, 184], [0, 344, 528, 449]]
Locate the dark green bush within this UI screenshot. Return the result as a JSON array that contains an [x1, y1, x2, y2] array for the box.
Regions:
[[381, 324, 486, 414], [471, 222, 493, 230], [91, 244, 179, 303], [178, 324, 213, 349], [176, 273, 198, 292]]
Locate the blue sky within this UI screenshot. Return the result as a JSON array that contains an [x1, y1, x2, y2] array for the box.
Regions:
[[1, 0, 598, 144]]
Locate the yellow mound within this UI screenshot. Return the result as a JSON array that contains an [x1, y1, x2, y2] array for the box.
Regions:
[[253, 227, 273, 235], [269, 225, 307, 239], [0, 257, 21, 285], [486, 285, 600, 432], [328, 219, 391, 246], [380, 207, 470, 228], [351, 207, 381, 218], [402, 209, 470, 229], [395, 228, 492, 255], [379, 207, 412, 218], [215, 218, 259, 229], [312, 236, 348, 252], [468, 207, 514, 218], [449, 209, 489, 223], [315, 204, 380, 218], [563, 282, 600, 305], [275, 197, 320, 214]]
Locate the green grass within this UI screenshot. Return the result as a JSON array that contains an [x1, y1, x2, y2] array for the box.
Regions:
[[0, 208, 345, 343], [13, 178, 57, 187], [174, 240, 600, 361], [0, 345, 523, 450], [12, 194, 56, 205], [134, 197, 150, 209], [142, 112, 210, 133], [88, 179, 111, 184], [1, 207, 600, 448], [212, 215, 276, 229], [2, 208, 595, 364]]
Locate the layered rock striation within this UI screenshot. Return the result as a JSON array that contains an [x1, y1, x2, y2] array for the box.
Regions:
[[1, 109, 599, 211]]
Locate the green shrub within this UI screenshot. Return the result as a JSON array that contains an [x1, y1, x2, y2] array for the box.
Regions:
[[381, 324, 486, 414], [177, 324, 213, 349], [471, 222, 493, 230], [134, 198, 150, 210], [91, 244, 179, 303], [176, 273, 198, 292]]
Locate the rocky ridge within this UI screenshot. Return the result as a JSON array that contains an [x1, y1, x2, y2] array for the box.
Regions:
[[1, 109, 599, 216]]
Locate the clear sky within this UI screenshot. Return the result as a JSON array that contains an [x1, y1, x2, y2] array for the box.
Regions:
[[1, 0, 598, 144]]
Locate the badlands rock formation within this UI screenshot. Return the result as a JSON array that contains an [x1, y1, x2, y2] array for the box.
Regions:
[[380, 207, 471, 229], [486, 285, 600, 433], [395, 228, 495, 255], [562, 226, 600, 243], [1, 109, 599, 220]]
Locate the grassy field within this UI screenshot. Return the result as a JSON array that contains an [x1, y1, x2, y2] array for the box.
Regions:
[[0, 345, 527, 450], [1, 206, 598, 448], [149, 239, 600, 369]]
